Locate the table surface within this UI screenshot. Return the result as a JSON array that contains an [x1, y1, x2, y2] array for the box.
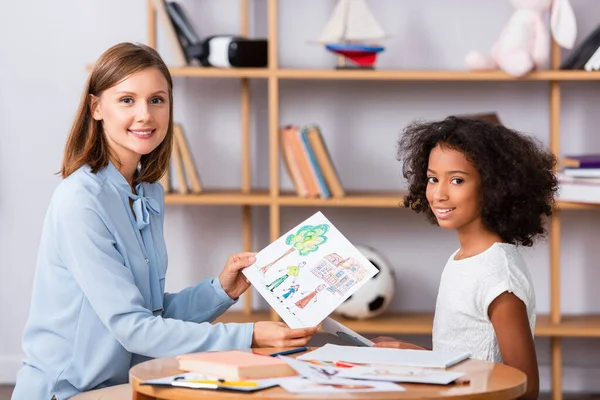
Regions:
[[130, 348, 526, 400]]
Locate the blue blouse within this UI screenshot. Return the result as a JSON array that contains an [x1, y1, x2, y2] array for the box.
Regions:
[[11, 163, 253, 400]]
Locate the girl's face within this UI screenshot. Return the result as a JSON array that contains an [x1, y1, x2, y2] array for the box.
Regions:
[[91, 67, 170, 169], [425, 145, 482, 232]]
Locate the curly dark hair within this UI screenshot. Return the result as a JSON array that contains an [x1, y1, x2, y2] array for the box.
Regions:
[[398, 116, 558, 247]]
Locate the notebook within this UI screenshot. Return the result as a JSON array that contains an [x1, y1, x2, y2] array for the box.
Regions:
[[298, 344, 471, 369], [177, 350, 297, 380]]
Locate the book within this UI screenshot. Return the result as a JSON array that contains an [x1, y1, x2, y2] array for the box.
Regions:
[[173, 124, 202, 194], [558, 174, 600, 204], [152, 0, 188, 67], [287, 126, 320, 197], [170, 132, 188, 194], [298, 344, 471, 369], [562, 168, 600, 178], [561, 24, 600, 70], [305, 125, 345, 198], [176, 350, 297, 380], [561, 154, 600, 169], [299, 127, 331, 198], [280, 126, 309, 197], [242, 211, 379, 328]]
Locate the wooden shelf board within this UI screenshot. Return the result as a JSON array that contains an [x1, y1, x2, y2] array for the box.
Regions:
[[165, 191, 600, 209], [165, 190, 271, 206], [86, 65, 600, 81], [556, 201, 600, 210], [215, 311, 600, 337], [168, 67, 271, 78], [277, 69, 600, 81], [278, 191, 408, 208]]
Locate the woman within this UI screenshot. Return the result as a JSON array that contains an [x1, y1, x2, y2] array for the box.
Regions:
[[12, 42, 316, 400]]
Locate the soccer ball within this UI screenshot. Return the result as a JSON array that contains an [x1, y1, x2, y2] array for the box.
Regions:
[[334, 245, 396, 320]]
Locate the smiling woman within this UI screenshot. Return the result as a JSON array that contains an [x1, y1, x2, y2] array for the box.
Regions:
[[88, 67, 170, 183], [10, 42, 317, 400]]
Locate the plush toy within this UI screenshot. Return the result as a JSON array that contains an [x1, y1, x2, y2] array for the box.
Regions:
[[466, 0, 577, 77]]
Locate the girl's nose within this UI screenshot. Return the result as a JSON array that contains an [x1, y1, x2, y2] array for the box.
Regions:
[[433, 183, 449, 202]]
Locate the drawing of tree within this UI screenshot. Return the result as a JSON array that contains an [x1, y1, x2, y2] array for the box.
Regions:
[[258, 223, 329, 274]]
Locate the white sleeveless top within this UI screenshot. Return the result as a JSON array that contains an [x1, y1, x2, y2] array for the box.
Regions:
[[432, 243, 536, 363]]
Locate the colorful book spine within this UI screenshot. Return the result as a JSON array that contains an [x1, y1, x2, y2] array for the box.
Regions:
[[299, 127, 331, 198]]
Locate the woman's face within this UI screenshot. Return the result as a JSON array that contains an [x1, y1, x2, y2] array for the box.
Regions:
[[91, 67, 170, 169], [425, 145, 482, 233]]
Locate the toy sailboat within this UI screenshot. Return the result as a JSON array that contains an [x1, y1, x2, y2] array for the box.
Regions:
[[317, 0, 385, 69]]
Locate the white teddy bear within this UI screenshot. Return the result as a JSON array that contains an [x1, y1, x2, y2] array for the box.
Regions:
[[466, 0, 577, 77]]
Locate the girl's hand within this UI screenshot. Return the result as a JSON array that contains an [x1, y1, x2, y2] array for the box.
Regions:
[[218, 252, 256, 300], [372, 337, 427, 350], [252, 321, 318, 347]]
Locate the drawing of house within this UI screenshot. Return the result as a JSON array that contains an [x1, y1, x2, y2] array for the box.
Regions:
[[310, 253, 367, 296]]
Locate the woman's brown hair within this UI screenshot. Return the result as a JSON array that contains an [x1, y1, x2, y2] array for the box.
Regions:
[[61, 42, 173, 184]]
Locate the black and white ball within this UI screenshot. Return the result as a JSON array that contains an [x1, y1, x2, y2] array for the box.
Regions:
[[334, 245, 396, 320]]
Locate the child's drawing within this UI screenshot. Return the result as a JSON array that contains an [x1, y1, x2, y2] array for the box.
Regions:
[[277, 284, 300, 302], [257, 224, 328, 274], [242, 211, 379, 329], [286, 284, 327, 315], [266, 261, 305, 292]]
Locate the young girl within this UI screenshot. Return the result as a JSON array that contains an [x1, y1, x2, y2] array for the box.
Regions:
[[11, 43, 316, 400], [375, 116, 557, 400]]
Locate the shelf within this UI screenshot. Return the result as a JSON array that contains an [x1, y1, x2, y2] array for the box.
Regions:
[[165, 191, 600, 210], [165, 190, 271, 206], [556, 201, 600, 210], [88, 65, 600, 81], [168, 67, 271, 78], [278, 191, 408, 208], [277, 69, 600, 81], [215, 311, 600, 338]]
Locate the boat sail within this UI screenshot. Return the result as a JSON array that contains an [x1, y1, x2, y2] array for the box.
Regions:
[[317, 0, 386, 68]]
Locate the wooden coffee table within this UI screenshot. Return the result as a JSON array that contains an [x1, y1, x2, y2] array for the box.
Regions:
[[130, 348, 526, 400]]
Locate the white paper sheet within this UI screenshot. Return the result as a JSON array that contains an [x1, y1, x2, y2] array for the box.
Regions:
[[337, 366, 465, 385], [278, 376, 405, 393], [298, 344, 471, 369], [278, 355, 360, 385], [243, 212, 378, 328], [321, 317, 374, 347]]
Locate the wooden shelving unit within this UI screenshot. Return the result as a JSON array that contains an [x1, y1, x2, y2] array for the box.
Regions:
[[147, 1, 600, 399]]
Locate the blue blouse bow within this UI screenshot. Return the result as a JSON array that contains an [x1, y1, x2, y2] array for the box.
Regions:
[[129, 185, 160, 230]]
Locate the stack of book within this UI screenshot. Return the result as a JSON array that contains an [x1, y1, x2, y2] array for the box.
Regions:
[[280, 125, 345, 199], [558, 154, 600, 204], [561, 24, 600, 71], [160, 123, 203, 195]]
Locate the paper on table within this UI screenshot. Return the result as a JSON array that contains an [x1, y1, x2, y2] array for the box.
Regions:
[[278, 355, 359, 385], [142, 372, 280, 392], [242, 211, 378, 328], [337, 366, 465, 385], [278, 376, 405, 393], [298, 344, 471, 369], [321, 317, 374, 347]]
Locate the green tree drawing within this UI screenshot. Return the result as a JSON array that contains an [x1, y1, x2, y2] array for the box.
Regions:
[[259, 224, 329, 274]]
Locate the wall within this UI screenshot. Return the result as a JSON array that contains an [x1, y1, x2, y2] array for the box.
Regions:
[[0, 0, 599, 392]]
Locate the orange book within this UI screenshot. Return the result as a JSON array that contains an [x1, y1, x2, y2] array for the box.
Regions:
[[280, 126, 309, 197], [287, 126, 320, 198], [177, 350, 297, 380]]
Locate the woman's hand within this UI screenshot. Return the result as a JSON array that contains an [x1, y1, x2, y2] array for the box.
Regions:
[[218, 252, 256, 300], [372, 337, 427, 350], [252, 321, 318, 348]]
